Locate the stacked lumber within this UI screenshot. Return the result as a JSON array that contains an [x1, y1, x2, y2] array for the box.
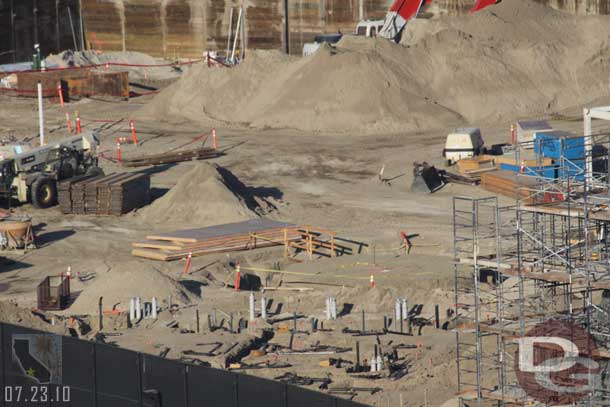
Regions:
[[480, 170, 541, 203], [456, 155, 497, 177], [132, 219, 303, 261], [58, 174, 102, 214], [121, 146, 218, 168], [58, 172, 150, 215]]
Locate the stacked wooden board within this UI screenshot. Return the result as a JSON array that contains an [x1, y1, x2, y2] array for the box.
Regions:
[[456, 155, 496, 174], [59, 172, 150, 215], [480, 170, 544, 204], [132, 219, 303, 261]]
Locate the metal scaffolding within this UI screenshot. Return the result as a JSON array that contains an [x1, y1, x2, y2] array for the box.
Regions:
[[454, 109, 610, 406]]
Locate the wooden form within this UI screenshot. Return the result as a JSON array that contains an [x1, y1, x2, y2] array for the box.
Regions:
[[131, 219, 348, 261], [456, 155, 496, 178], [16, 69, 129, 100], [120, 146, 218, 168], [59, 172, 150, 215], [479, 170, 563, 204], [37, 275, 70, 311]]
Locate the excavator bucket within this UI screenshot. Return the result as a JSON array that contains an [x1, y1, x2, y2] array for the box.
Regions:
[[378, 0, 428, 42]]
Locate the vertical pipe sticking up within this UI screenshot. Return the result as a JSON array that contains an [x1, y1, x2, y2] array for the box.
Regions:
[[231, 7, 242, 63], [151, 297, 157, 319], [129, 297, 135, 322], [135, 297, 141, 320], [78, 0, 85, 51], [249, 292, 255, 321], [37, 82, 44, 146], [261, 296, 267, 319], [395, 299, 401, 330], [331, 297, 337, 319], [67, 6, 78, 51]]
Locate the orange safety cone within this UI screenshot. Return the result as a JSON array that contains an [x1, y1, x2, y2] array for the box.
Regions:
[[212, 128, 217, 150], [65, 112, 72, 133], [57, 82, 64, 108], [234, 264, 241, 291], [183, 252, 192, 275], [129, 120, 137, 145], [75, 114, 81, 134], [116, 142, 121, 161], [369, 274, 375, 288]]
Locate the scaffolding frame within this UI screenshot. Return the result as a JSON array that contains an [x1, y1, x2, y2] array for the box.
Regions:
[[454, 109, 610, 407]]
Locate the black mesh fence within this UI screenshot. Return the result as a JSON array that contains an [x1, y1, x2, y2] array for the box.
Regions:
[[0, 323, 370, 407]]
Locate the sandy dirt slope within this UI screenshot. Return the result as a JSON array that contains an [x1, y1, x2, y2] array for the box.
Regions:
[[139, 0, 610, 133]]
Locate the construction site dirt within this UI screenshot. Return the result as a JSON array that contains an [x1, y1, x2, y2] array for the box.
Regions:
[[3, 1, 610, 406], [3, 90, 606, 406]]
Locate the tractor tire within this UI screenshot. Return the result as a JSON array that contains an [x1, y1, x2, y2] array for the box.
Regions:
[[31, 177, 57, 209]]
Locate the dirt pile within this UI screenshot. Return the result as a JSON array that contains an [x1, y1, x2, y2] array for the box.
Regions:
[[45, 50, 182, 81], [0, 301, 67, 334], [139, 43, 461, 133], [140, 0, 610, 133], [399, 0, 610, 123], [67, 261, 196, 315], [139, 163, 257, 227]]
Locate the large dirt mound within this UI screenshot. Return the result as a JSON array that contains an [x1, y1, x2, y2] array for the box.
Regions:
[[140, 0, 610, 133], [139, 163, 257, 227], [68, 261, 196, 315]]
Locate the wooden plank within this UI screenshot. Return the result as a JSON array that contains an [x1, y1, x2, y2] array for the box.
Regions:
[[146, 219, 297, 242]]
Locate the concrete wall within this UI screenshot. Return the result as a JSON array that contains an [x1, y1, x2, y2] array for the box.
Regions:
[[80, 0, 395, 58], [80, 0, 610, 59], [0, 0, 83, 64], [2, 0, 610, 64]]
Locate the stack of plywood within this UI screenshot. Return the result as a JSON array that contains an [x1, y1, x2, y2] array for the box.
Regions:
[[58, 172, 150, 215], [456, 155, 497, 177], [480, 170, 540, 203], [132, 219, 304, 261]]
